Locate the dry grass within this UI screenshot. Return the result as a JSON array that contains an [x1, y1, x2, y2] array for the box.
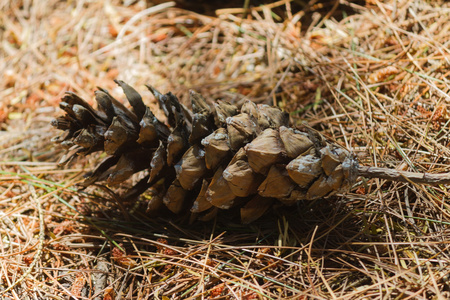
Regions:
[[2, 0, 450, 299]]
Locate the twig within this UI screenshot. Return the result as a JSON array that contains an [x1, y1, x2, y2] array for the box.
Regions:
[[93, 258, 109, 300], [357, 165, 450, 185]]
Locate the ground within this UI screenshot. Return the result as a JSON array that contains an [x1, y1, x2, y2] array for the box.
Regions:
[[1, 0, 450, 299]]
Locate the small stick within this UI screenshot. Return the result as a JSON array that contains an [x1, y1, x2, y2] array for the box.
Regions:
[[357, 165, 450, 185], [93, 258, 109, 300]]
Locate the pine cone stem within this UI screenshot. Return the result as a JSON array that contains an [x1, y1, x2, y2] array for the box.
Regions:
[[357, 165, 450, 185]]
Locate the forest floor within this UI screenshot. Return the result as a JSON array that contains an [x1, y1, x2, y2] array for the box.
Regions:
[[2, 0, 450, 299]]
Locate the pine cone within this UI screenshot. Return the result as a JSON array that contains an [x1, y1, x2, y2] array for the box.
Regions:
[[52, 81, 359, 223]]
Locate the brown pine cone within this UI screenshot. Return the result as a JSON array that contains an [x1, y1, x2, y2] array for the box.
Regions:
[[52, 81, 359, 223]]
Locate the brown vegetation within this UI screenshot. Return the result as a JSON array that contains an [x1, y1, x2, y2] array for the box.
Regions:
[[2, 0, 450, 299]]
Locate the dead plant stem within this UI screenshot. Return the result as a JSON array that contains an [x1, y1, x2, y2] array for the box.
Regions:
[[357, 165, 450, 185]]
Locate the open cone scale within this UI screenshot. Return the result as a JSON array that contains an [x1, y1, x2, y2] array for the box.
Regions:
[[52, 80, 359, 223]]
